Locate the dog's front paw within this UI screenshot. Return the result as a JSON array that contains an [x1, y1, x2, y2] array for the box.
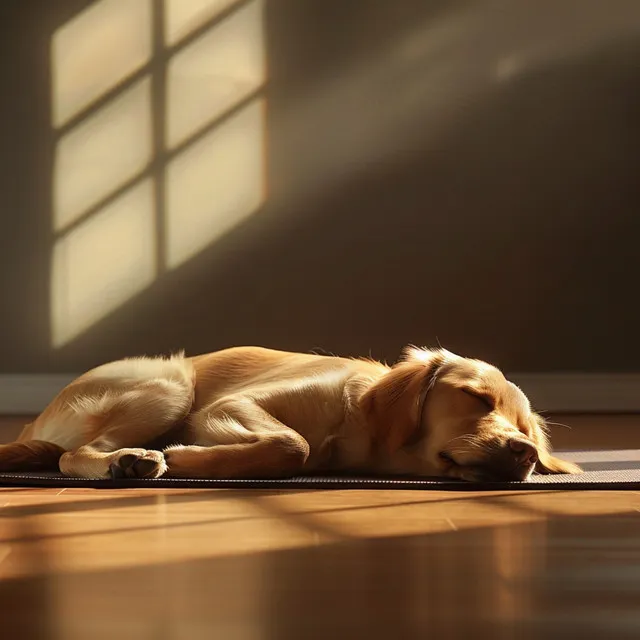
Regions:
[[109, 449, 167, 479], [162, 445, 192, 478], [163, 445, 212, 478]]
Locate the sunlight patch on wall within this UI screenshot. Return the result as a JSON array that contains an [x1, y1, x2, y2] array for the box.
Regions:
[[50, 0, 267, 348], [53, 79, 152, 232], [165, 98, 265, 270], [164, 0, 241, 45], [166, 0, 265, 148], [51, 0, 151, 128], [51, 180, 156, 348]]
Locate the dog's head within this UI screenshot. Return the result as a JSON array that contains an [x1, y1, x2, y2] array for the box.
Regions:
[[361, 347, 581, 481]]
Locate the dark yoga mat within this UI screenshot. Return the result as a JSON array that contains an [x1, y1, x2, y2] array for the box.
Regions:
[[0, 450, 639, 491]]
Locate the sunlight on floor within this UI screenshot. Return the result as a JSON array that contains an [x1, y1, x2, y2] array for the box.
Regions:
[[1, 487, 637, 581], [49, 0, 267, 348]]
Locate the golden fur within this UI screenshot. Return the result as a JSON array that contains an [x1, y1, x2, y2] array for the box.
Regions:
[[0, 346, 581, 481]]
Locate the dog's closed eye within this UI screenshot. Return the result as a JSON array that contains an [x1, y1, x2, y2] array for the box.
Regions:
[[460, 387, 494, 411], [439, 451, 458, 465]]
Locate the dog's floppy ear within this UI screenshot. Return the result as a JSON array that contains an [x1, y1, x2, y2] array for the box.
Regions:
[[536, 449, 582, 475], [531, 415, 582, 475], [360, 347, 447, 453]]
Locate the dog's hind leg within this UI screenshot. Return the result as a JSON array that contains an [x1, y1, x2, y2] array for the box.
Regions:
[[58, 378, 193, 479]]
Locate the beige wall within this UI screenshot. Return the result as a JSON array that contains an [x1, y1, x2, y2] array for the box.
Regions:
[[1, 0, 639, 374]]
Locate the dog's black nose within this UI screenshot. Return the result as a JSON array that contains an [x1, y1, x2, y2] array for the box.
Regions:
[[509, 439, 538, 466]]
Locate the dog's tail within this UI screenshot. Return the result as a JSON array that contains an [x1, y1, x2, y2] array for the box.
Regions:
[[0, 440, 66, 472]]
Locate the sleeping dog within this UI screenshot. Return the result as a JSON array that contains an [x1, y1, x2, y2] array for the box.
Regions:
[[0, 346, 581, 481]]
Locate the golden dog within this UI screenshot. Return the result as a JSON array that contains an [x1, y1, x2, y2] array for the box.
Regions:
[[0, 346, 580, 481]]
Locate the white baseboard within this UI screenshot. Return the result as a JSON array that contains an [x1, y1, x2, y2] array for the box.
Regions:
[[0, 374, 77, 415], [0, 373, 638, 415]]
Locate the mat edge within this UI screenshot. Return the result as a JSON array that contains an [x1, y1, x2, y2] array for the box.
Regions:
[[1, 473, 639, 491]]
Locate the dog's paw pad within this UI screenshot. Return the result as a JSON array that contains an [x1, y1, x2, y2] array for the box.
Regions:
[[109, 450, 166, 480]]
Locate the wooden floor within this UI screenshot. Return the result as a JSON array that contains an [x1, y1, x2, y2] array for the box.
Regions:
[[1, 415, 640, 639]]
